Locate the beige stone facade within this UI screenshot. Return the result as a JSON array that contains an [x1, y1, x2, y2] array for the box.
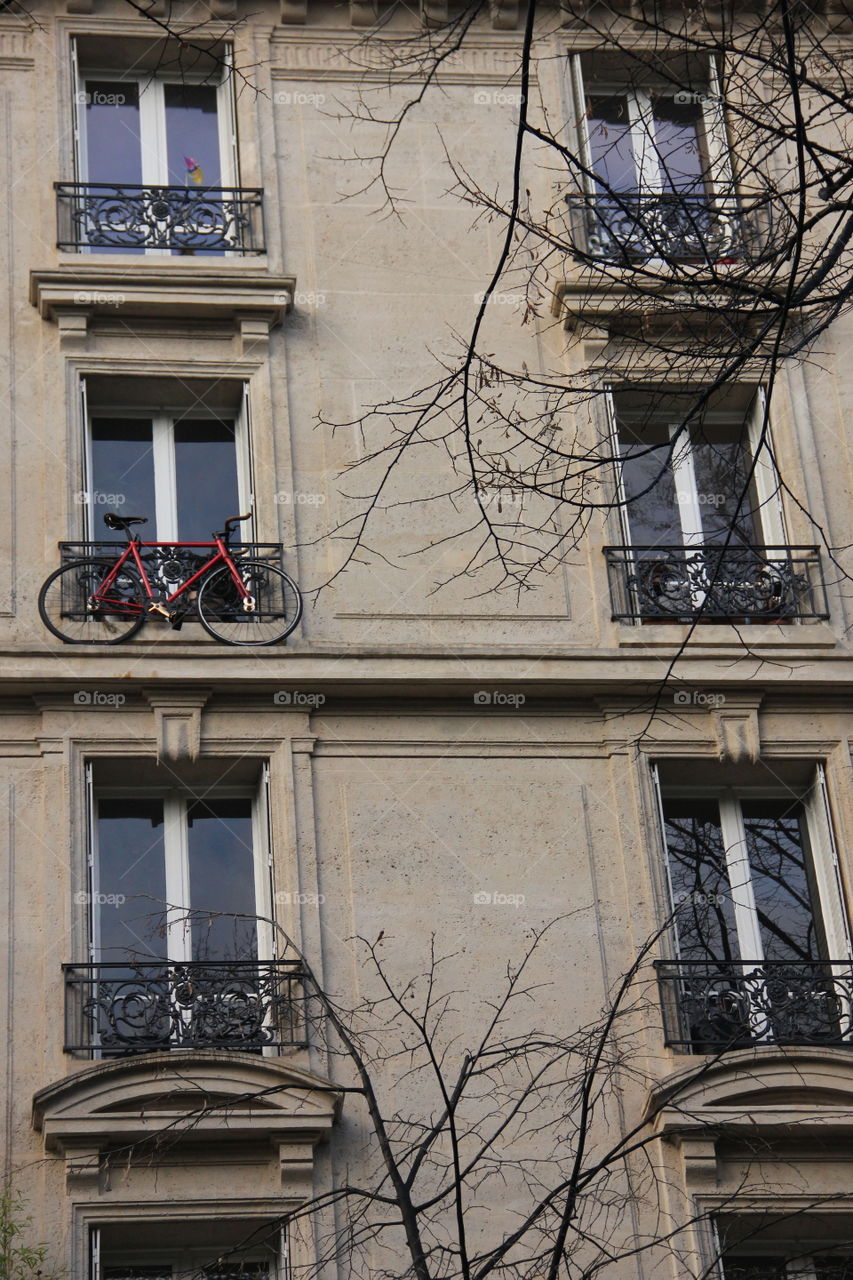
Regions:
[[2, 3, 853, 1278]]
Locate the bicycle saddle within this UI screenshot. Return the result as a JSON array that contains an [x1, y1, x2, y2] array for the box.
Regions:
[[104, 513, 148, 531]]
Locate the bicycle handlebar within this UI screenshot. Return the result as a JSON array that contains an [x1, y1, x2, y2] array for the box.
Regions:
[[218, 513, 253, 540]]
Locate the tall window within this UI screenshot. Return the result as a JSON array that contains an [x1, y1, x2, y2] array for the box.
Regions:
[[602, 387, 826, 625], [82, 378, 251, 542], [92, 793, 265, 964], [656, 769, 852, 1049], [63, 39, 262, 255], [90, 1220, 284, 1280], [616, 392, 768, 551], [79, 77, 228, 192], [570, 54, 736, 261], [587, 91, 707, 202]]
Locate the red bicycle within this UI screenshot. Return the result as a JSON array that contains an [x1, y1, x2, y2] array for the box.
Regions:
[[38, 513, 302, 646]]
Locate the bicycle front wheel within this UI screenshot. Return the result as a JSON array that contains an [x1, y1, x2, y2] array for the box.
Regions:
[[38, 558, 146, 645], [196, 561, 302, 646]]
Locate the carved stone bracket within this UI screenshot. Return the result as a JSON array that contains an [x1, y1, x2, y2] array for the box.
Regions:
[[143, 689, 211, 764], [280, 0, 308, 23], [350, 0, 379, 23], [421, 0, 449, 24], [678, 1135, 719, 1182], [711, 697, 763, 765], [64, 1145, 101, 1188], [278, 1141, 317, 1193], [489, 0, 519, 28]]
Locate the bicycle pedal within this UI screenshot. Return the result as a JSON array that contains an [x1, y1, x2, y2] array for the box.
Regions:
[[147, 602, 172, 620]]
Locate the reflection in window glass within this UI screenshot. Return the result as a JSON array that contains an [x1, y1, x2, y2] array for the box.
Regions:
[[664, 800, 740, 964], [164, 83, 221, 187], [619, 420, 682, 546], [84, 81, 142, 184], [96, 799, 167, 961], [652, 97, 705, 193], [90, 419, 156, 528], [186, 799, 257, 960], [742, 801, 821, 963], [587, 95, 637, 194], [174, 420, 239, 541]]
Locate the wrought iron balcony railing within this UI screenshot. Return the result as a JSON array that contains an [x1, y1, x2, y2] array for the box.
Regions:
[[564, 191, 749, 263], [56, 182, 265, 253], [655, 959, 853, 1052], [604, 545, 829, 623], [64, 961, 307, 1055], [59, 540, 283, 597], [723, 1262, 853, 1280]]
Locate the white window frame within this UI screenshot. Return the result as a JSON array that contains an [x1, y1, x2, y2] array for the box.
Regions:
[[721, 1251, 853, 1280], [658, 781, 851, 963], [73, 50, 238, 190], [607, 388, 785, 551], [89, 785, 275, 965], [655, 773, 853, 1044], [83, 386, 253, 542], [89, 1224, 287, 1280], [572, 56, 732, 203]]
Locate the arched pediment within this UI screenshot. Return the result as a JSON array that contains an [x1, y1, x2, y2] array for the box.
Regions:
[[32, 1052, 342, 1189], [648, 1047, 853, 1155]]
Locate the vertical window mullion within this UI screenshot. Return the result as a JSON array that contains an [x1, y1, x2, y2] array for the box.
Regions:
[[254, 763, 274, 963], [153, 414, 178, 542], [217, 47, 238, 188], [746, 388, 787, 548], [668, 425, 704, 545], [236, 383, 255, 541], [89, 1226, 101, 1280], [719, 795, 764, 961], [80, 377, 93, 539], [629, 89, 660, 193], [163, 795, 191, 962], [139, 78, 166, 187]]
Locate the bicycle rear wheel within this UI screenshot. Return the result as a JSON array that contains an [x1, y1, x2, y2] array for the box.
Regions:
[[38, 558, 146, 644], [196, 561, 302, 646]]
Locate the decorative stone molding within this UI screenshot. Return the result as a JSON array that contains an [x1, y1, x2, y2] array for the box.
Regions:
[[678, 1136, 719, 1182], [33, 1052, 342, 1192], [269, 35, 528, 84], [349, 0, 378, 25], [278, 1141, 317, 1189], [710, 694, 763, 764], [649, 1047, 853, 1169], [64, 1145, 101, 1186], [280, 0, 308, 23], [143, 688, 211, 763], [30, 269, 294, 339], [0, 26, 34, 69], [489, 0, 519, 28], [421, 0, 449, 26]]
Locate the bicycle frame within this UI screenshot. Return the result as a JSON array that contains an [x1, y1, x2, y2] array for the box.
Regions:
[[94, 535, 253, 614]]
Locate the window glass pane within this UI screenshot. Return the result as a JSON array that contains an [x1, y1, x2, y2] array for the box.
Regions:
[[691, 422, 760, 544], [174, 419, 239, 541], [90, 419, 156, 532], [663, 799, 741, 962], [164, 83, 221, 187], [96, 799, 167, 960], [652, 96, 705, 193], [587, 95, 638, 194], [618, 420, 681, 546], [84, 81, 142, 183], [741, 800, 822, 962], [186, 799, 257, 959]]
